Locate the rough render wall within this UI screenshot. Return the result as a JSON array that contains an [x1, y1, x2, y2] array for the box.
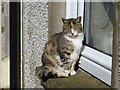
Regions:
[[23, 2, 48, 88]]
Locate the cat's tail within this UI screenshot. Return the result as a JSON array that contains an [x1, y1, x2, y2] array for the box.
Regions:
[[35, 65, 53, 79]]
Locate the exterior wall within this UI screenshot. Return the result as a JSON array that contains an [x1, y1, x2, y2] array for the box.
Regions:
[[0, 2, 10, 88], [23, 2, 48, 88], [48, 2, 66, 37]]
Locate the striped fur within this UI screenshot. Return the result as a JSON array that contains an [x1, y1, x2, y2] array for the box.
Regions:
[[36, 16, 84, 78]]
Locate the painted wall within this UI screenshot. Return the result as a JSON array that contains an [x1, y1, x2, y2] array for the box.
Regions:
[[48, 2, 66, 37], [0, 2, 10, 88]]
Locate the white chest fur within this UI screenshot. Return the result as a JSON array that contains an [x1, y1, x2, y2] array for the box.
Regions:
[[65, 33, 84, 51], [65, 33, 84, 61]]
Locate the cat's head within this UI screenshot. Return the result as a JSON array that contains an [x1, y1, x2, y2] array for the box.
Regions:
[[62, 16, 82, 38]]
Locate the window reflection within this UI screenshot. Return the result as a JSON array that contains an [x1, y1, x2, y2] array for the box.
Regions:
[[84, 2, 114, 55]]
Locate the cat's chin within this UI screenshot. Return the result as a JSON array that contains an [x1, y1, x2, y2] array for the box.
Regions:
[[69, 35, 79, 38]]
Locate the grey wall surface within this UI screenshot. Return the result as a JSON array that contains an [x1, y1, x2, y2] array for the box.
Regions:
[[23, 2, 48, 88], [1, 2, 9, 60], [48, 2, 66, 37], [0, 2, 10, 88]]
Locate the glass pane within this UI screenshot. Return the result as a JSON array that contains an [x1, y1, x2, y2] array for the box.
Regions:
[[85, 2, 114, 55]]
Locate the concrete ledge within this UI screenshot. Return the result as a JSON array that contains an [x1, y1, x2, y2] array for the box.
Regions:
[[42, 69, 110, 88]]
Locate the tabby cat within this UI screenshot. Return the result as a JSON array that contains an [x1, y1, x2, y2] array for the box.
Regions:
[[36, 16, 84, 78]]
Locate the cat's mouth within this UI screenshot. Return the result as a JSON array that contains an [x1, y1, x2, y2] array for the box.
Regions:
[[68, 28, 79, 38], [68, 33, 79, 38]]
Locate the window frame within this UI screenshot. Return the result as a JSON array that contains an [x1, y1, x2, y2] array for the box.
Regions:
[[66, 0, 114, 86]]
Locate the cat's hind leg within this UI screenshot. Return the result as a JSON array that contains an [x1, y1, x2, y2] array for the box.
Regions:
[[53, 67, 70, 77], [57, 72, 69, 77], [35, 65, 53, 78]]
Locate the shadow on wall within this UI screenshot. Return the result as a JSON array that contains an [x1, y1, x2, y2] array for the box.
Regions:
[[48, 2, 66, 37]]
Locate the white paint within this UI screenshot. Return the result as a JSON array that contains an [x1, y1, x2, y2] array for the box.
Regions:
[[66, 0, 84, 26], [81, 46, 112, 70], [66, 0, 77, 18], [78, 0, 84, 26], [79, 46, 112, 85], [79, 56, 111, 86]]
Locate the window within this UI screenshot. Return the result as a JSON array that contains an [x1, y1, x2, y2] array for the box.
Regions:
[[85, 2, 114, 55], [66, 0, 114, 86]]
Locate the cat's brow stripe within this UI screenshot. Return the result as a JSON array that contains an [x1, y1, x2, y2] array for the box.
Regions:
[[71, 22, 75, 29], [71, 22, 78, 32]]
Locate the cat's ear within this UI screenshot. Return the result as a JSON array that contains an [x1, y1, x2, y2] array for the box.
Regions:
[[77, 16, 81, 22], [62, 18, 68, 23]]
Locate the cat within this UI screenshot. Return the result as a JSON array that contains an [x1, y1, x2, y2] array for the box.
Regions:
[[35, 16, 84, 79]]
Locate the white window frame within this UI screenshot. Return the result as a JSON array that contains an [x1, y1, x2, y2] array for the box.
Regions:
[[66, 0, 112, 86]]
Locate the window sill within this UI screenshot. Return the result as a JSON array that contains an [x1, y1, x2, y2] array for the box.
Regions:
[[81, 46, 112, 70], [79, 46, 112, 86]]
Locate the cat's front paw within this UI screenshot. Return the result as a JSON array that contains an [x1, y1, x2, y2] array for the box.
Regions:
[[64, 70, 70, 74], [57, 72, 69, 77], [70, 71, 77, 76]]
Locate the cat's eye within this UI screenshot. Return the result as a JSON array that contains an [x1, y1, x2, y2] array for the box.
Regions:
[[67, 22, 71, 24], [72, 21, 76, 24]]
